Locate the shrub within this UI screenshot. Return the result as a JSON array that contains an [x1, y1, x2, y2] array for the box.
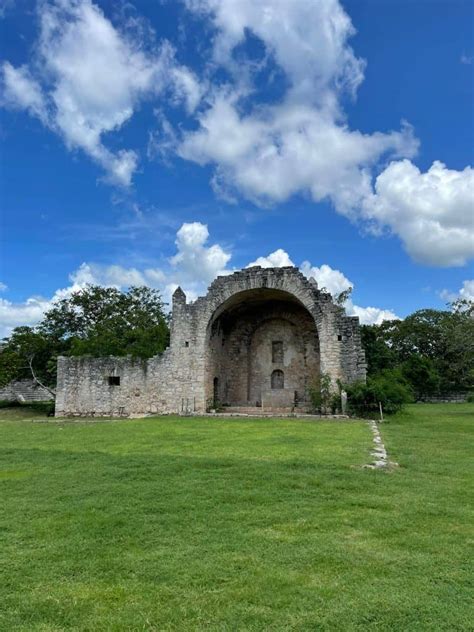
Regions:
[[0, 400, 55, 415], [309, 373, 336, 413], [28, 401, 56, 416], [0, 400, 22, 409], [345, 369, 413, 417], [466, 392, 474, 403]]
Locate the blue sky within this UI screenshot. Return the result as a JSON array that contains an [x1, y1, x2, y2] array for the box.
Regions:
[[0, 0, 473, 336]]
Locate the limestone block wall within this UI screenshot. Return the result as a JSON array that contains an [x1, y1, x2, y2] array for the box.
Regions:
[[56, 356, 150, 417]]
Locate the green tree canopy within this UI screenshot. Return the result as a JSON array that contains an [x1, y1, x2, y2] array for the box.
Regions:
[[1, 285, 170, 388], [361, 300, 474, 393], [40, 285, 170, 357]]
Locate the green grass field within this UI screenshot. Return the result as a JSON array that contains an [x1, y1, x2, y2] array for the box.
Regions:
[[0, 404, 472, 631]]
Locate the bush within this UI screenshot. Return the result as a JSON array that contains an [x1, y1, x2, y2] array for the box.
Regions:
[[28, 401, 56, 416], [0, 400, 55, 415], [0, 400, 22, 409], [466, 392, 474, 403], [345, 369, 413, 417], [309, 373, 333, 413]]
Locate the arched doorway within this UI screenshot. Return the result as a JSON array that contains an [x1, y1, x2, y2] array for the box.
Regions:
[[205, 289, 320, 409]]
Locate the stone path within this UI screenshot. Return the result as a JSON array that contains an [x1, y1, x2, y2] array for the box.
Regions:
[[365, 419, 396, 469]]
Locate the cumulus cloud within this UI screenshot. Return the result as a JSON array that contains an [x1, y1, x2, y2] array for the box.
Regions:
[[171, 1, 417, 211], [0, 222, 232, 336], [460, 280, 474, 300], [168, 0, 470, 267], [170, 222, 231, 283], [347, 302, 399, 326], [1, 0, 202, 185], [363, 160, 474, 267], [0, 226, 401, 336], [185, 0, 365, 102], [245, 248, 399, 324], [247, 249, 294, 268], [299, 261, 352, 296], [440, 279, 474, 303]]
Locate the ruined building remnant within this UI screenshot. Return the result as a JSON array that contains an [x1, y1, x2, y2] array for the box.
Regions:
[[55, 266, 366, 416]]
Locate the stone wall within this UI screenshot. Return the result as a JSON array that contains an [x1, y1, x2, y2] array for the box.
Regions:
[[0, 379, 54, 402], [56, 266, 367, 417], [417, 393, 469, 403]]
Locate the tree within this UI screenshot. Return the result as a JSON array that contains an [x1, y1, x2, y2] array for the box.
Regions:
[[1, 326, 58, 392], [0, 347, 23, 388], [1, 286, 170, 390], [334, 287, 353, 307], [39, 285, 170, 358], [401, 355, 440, 399], [360, 301, 474, 394], [360, 323, 398, 375]]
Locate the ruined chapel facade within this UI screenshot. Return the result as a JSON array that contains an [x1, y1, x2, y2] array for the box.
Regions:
[[55, 266, 366, 417]]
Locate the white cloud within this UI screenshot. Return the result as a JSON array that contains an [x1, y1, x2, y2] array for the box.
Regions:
[[0, 282, 7, 292], [0, 296, 50, 338], [0, 222, 232, 336], [248, 249, 294, 268], [1, 0, 202, 185], [299, 261, 352, 296], [346, 302, 399, 326], [170, 66, 204, 114], [186, 0, 365, 102], [169, 0, 471, 268], [460, 280, 474, 300], [170, 222, 232, 286], [244, 248, 398, 324], [176, 84, 417, 215], [363, 160, 474, 267], [0, 240, 399, 335], [1, 62, 48, 122], [172, 1, 418, 211], [440, 279, 474, 303]]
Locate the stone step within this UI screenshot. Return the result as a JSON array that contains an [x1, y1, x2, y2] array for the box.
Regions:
[[220, 405, 309, 415], [0, 379, 54, 402]]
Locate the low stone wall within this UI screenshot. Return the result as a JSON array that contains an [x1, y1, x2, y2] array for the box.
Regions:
[[417, 393, 468, 403], [0, 379, 54, 402]]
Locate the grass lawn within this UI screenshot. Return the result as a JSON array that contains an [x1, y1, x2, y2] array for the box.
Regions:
[[0, 404, 472, 631]]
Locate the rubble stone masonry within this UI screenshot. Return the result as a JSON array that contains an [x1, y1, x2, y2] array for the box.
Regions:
[[55, 266, 366, 416]]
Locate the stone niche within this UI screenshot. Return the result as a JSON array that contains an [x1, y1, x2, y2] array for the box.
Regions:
[[206, 289, 320, 408]]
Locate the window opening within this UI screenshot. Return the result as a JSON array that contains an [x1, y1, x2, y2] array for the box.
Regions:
[[271, 369, 284, 389], [272, 340, 283, 363]]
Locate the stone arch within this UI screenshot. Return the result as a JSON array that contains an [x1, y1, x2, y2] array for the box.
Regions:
[[199, 266, 325, 330], [204, 283, 321, 408]]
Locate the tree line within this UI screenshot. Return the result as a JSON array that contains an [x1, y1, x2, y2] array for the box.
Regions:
[[346, 298, 474, 415]]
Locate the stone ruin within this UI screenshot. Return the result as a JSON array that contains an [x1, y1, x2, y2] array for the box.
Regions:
[[0, 379, 54, 403], [55, 266, 366, 417]]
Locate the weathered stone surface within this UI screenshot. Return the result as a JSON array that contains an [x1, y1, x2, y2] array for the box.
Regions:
[[0, 379, 54, 402], [55, 266, 366, 417]]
